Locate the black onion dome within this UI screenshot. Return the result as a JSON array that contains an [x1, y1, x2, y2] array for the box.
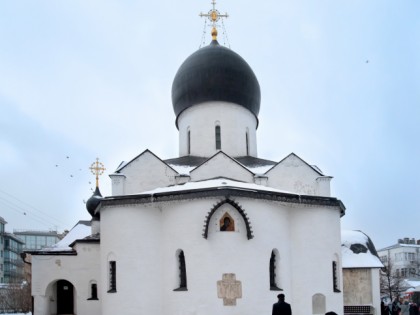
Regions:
[[172, 40, 261, 124], [86, 186, 102, 218]]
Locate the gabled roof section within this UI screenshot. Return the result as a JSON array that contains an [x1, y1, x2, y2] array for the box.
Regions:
[[26, 221, 92, 255], [190, 151, 255, 182], [164, 155, 208, 167], [265, 153, 324, 176], [235, 156, 277, 174], [191, 151, 254, 174], [114, 149, 179, 174], [165, 155, 277, 176]]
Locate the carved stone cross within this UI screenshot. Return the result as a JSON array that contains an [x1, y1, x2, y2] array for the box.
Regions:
[[217, 273, 242, 306]]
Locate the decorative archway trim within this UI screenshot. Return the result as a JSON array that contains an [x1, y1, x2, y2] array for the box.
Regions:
[[202, 198, 254, 240]]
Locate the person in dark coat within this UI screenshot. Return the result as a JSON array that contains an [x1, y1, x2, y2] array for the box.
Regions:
[[409, 303, 419, 315], [325, 312, 338, 315], [381, 301, 388, 315], [272, 293, 292, 315], [391, 299, 401, 315]]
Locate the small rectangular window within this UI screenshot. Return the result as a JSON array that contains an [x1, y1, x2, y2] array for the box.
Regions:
[[108, 261, 117, 293]]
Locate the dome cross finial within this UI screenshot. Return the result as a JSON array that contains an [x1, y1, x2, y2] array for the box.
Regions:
[[199, 1, 228, 40], [89, 158, 106, 188]]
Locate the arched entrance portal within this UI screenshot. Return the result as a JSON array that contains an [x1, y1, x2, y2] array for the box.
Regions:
[[57, 280, 74, 314]]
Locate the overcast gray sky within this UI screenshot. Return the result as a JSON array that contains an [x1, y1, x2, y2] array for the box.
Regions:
[[0, 0, 419, 249]]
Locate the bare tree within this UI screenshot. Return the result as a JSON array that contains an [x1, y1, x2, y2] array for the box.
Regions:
[[380, 256, 407, 301], [0, 281, 31, 313]]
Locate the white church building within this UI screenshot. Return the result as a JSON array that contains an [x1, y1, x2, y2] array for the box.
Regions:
[[28, 10, 383, 315]]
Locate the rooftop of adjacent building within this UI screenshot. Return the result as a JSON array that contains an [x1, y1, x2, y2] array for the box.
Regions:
[[377, 238, 420, 251], [3, 232, 25, 244], [0, 216, 6, 225], [13, 229, 62, 237]]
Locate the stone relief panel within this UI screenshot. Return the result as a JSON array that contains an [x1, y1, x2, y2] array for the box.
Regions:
[[217, 273, 242, 306], [343, 269, 372, 305], [312, 293, 326, 314]]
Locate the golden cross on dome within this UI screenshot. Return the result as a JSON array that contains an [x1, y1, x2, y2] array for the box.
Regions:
[[89, 158, 106, 188], [199, 0, 229, 40]]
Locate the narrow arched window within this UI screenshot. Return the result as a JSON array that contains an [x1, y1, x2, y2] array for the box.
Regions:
[[187, 130, 191, 155], [246, 131, 249, 156], [91, 283, 98, 299], [108, 261, 117, 293], [174, 250, 187, 291], [215, 125, 221, 150], [332, 261, 340, 292], [88, 282, 98, 300], [270, 250, 282, 290]]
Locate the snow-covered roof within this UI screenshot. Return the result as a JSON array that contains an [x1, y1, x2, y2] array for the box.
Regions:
[[139, 178, 293, 195], [168, 164, 196, 175], [102, 176, 346, 214], [165, 155, 277, 176], [405, 280, 420, 290], [41, 221, 92, 252], [341, 230, 383, 268], [246, 164, 274, 174]]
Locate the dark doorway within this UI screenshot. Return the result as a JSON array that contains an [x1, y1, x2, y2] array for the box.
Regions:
[[57, 280, 74, 314]]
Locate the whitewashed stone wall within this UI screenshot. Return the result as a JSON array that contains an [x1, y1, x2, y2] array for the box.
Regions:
[[32, 243, 101, 315], [99, 196, 344, 315], [267, 154, 331, 196], [111, 150, 178, 195], [190, 152, 254, 183], [177, 102, 258, 157], [100, 203, 163, 315]]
